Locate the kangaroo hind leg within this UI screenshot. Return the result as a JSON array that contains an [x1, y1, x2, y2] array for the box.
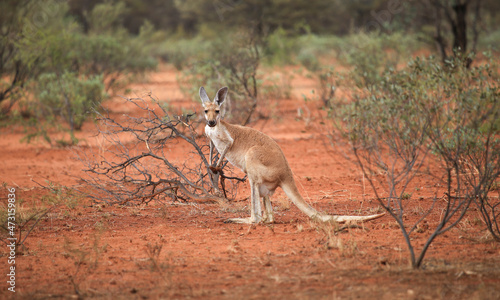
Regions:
[[226, 180, 263, 224], [262, 196, 274, 223]]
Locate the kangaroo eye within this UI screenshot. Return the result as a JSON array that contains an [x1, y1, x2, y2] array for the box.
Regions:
[[204, 110, 208, 114], [215, 110, 220, 114]]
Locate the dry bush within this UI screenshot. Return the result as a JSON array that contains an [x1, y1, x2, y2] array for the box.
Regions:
[[76, 95, 245, 205]]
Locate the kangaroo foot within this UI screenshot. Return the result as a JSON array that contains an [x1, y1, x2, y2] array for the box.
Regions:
[[225, 217, 260, 224]]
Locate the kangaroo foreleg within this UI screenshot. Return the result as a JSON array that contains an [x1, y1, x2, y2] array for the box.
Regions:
[[214, 143, 231, 169], [209, 140, 215, 165]]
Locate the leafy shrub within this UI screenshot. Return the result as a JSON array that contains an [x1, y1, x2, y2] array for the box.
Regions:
[[77, 3, 158, 90], [0, 0, 70, 110], [339, 31, 420, 88], [2, 1, 156, 115], [295, 34, 345, 68], [34, 72, 104, 132], [297, 51, 320, 72], [76, 32, 157, 89], [156, 36, 212, 70], [1, 0, 158, 144], [264, 33, 342, 69], [478, 28, 500, 53], [298, 32, 422, 107], [334, 53, 500, 268], [179, 30, 261, 125], [264, 27, 297, 66]]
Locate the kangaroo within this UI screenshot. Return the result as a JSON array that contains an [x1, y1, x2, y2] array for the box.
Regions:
[[200, 86, 384, 224]]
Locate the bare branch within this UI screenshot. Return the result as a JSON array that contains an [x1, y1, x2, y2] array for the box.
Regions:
[[75, 96, 246, 206]]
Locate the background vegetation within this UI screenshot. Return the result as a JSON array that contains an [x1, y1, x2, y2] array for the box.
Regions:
[[2, 0, 500, 130]]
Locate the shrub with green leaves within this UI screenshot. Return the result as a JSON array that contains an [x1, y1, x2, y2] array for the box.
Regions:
[[79, 3, 158, 89], [335, 53, 500, 268], [264, 27, 297, 66], [13, 1, 156, 85], [0, 0, 160, 146], [297, 51, 320, 72], [35, 72, 104, 132], [339, 31, 420, 88], [179, 30, 261, 125], [2, 0, 157, 121], [157, 36, 212, 70]]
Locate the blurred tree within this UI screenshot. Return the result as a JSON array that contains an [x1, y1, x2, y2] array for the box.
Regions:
[[0, 0, 33, 111], [127, 0, 187, 34], [345, 0, 388, 31], [69, 0, 189, 34], [67, 0, 103, 33], [65, 0, 500, 38], [174, 0, 356, 36], [423, 0, 482, 66]]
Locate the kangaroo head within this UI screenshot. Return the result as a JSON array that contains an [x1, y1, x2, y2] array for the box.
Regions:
[[199, 86, 228, 127]]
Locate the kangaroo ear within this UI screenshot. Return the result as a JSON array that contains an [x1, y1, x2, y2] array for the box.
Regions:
[[215, 87, 228, 106], [199, 87, 210, 104]]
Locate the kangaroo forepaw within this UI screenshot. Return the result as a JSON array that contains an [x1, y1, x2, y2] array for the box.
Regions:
[[209, 166, 223, 174]]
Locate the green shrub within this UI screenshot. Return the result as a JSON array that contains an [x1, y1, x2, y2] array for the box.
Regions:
[[76, 32, 157, 88], [296, 34, 344, 61], [478, 28, 500, 53], [179, 30, 261, 125], [156, 36, 212, 70], [1, 0, 158, 144], [264, 28, 297, 66], [35, 72, 104, 131], [297, 51, 320, 72], [339, 31, 420, 88], [2, 0, 156, 111], [264, 32, 342, 68], [78, 3, 158, 89], [335, 53, 500, 267]]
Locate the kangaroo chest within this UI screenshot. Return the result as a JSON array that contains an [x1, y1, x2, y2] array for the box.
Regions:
[[205, 124, 245, 170], [205, 124, 234, 154]]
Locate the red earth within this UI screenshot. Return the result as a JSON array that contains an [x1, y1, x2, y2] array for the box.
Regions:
[[1, 64, 499, 299]]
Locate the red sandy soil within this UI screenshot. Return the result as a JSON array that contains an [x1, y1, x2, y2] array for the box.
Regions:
[[1, 64, 499, 299]]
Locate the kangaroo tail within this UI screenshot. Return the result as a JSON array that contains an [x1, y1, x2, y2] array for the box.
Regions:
[[281, 180, 319, 219], [281, 180, 384, 223]]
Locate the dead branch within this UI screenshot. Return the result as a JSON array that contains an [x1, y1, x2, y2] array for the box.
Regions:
[[75, 95, 245, 205]]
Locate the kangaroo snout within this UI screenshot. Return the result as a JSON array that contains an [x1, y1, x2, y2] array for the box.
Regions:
[[207, 120, 217, 127]]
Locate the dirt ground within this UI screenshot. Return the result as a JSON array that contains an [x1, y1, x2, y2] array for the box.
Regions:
[[1, 65, 500, 299]]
